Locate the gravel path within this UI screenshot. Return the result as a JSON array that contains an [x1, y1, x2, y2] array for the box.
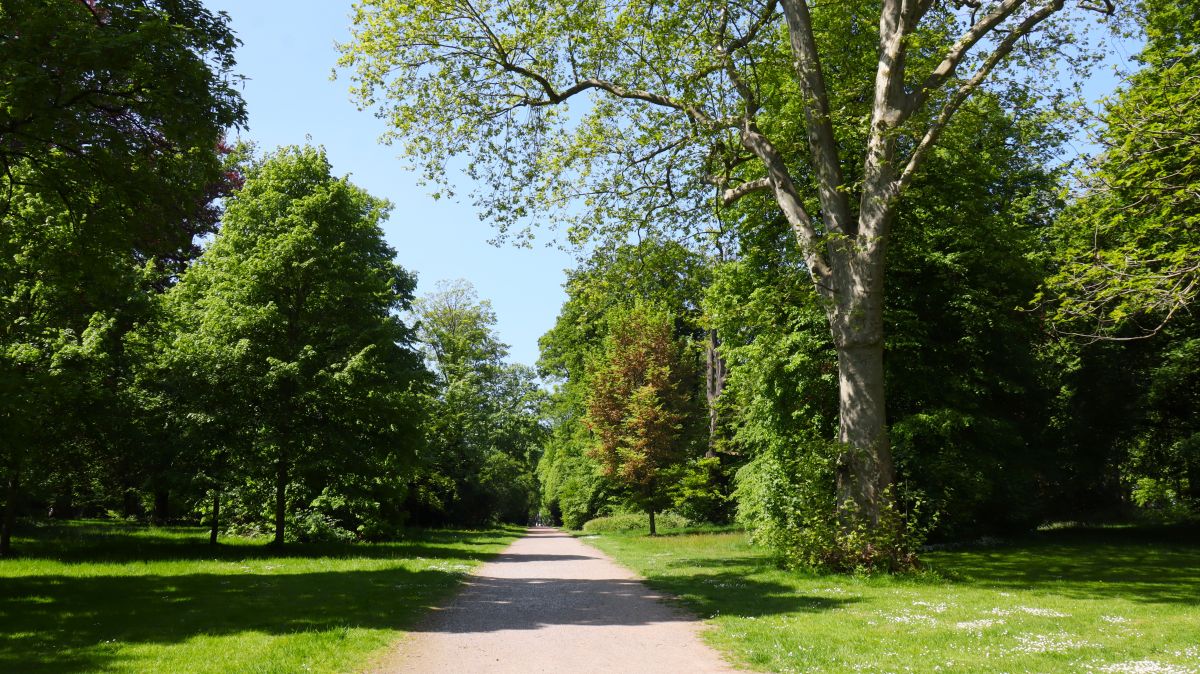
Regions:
[[371, 528, 741, 673]]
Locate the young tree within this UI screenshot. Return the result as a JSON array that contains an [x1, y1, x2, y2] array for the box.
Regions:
[[585, 303, 691, 534], [168, 145, 426, 546], [340, 0, 1112, 534]]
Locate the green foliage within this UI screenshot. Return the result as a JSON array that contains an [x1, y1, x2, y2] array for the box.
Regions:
[[409, 280, 544, 526], [165, 145, 427, 544], [671, 456, 735, 525], [1040, 0, 1200, 336], [734, 438, 927, 573], [537, 240, 718, 529], [0, 0, 245, 552], [584, 302, 696, 532], [581, 511, 689, 534]]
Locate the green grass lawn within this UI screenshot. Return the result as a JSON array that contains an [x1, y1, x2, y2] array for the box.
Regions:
[[582, 525, 1200, 673], [0, 520, 522, 673]]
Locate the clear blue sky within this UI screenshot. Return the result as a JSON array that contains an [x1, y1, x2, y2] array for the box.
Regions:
[[204, 0, 574, 367]]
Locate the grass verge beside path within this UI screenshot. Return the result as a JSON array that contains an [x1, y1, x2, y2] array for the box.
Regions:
[[0, 520, 522, 674], [581, 525, 1200, 673]]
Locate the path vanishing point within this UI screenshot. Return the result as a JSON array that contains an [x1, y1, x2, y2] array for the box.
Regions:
[[372, 528, 741, 673]]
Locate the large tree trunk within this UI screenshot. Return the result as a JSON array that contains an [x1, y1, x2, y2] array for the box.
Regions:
[[827, 244, 895, 527], [705, 328, 728, 458], [1, 464, 18, 557], [648, 508, 657, 536], [833, 340, 894, 524], [272, 452, 287, 546], [209, 489, 221, 546]]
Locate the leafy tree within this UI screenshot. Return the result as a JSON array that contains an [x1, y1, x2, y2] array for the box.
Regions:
[[537, 240, 732, 528], [340, 0, 1112, 537], [585, 303, 694, 534], [1041, 0, 1199, 338], [1034, 0, 1200, 520], [0, 0, 244, 554], [0, 0, 244, 270], [711, 89, 1063, 564], [167, 145, 426, 546], [410, 280, 544, 525]]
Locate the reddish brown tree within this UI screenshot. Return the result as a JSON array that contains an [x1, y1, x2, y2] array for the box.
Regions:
[[585, 304, 689, 535]]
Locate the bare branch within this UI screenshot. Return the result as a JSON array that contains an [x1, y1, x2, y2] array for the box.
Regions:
[[720, 176, 770, 204], [898, 0, 1067, 190]]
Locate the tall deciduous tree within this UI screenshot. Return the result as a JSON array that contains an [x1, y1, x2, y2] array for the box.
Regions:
[[168, 145, 426, 546], [411, 280, 544, 525], [585, 303, 691, 534], [0, 0, 244, 555], [340, 0, 1110, 533]]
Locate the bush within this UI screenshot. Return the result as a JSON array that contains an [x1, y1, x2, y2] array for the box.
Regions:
[[735, 438, 930, 573], [672, 456, 737, 524], [581, 511, 690, 534]]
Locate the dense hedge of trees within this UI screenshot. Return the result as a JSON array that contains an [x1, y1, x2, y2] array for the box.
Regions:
[[3, 0, 1197, 571]]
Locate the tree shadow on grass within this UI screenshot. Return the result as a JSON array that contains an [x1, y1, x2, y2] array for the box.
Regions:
[[405, 572, 852, 634], [0, 566, 466, 674], [924, 525, 1200, 604], [5, 520, 515, 564]]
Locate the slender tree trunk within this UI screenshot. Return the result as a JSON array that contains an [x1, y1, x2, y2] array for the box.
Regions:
[[272, 451, 287, 547], [209, 489, 221, 546], [648, 508, 657, 536], [153, 489, 169, 525], [122, 489, 139, 519], [705, 328, 728, 458], [2, 464, 19, 557]]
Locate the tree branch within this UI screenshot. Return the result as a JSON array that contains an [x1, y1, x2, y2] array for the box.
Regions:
[[738, 120, 832, 281], [904, 0, 1030, 120], [720, 176, 770, 204], [898, 0, 1066, 190], [779, 0, 852, 235]]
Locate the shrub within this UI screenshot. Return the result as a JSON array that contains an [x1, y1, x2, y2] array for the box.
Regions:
[[672, 456, 737, 524], [735, 438, 930, 573], [581, 511, 690, 533]]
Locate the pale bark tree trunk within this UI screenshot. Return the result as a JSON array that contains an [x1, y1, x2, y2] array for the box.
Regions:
[[705, 328, 727, 458], [209, 489, 221, 546], [272, 452, 288, 546], [1, 463, 18, 557]]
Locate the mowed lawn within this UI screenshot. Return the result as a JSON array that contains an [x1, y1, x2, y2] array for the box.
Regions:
[[0, 521, 522, 673], [584, 525, 1200, 674]]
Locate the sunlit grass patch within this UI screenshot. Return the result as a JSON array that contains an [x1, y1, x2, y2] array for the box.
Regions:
[[583, 525, 1200, 673], [0, 520, 521, 673]]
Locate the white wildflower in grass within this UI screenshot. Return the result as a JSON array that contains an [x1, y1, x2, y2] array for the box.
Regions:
[[989, 608, 1014, 617], [1100, 615, 1130, 624], [913, 601, 950, 613], [1010, 632, 1095, 654], [955, 619, 1003, 631], [1016, 606, 1070, 618], [885, 610, 938, 626], [1094, 660, 1197, 674]]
